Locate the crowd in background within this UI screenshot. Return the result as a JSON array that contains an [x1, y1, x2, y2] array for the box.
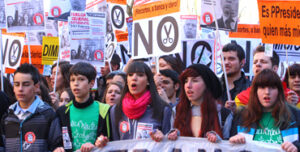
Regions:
[[0, 43, 300, 152]]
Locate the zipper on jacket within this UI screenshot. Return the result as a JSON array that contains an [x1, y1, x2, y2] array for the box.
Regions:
[[19, 114, 33, 152]]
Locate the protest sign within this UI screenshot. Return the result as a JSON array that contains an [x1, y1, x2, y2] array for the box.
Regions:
[[5, 0, 45, 32], [1, 31, 25, 70], [58, 21, 70, 61], [69, 11, 106, 66], [181, 15, 198, 40], [48, 0, 86, 21], [21, 45, 43, 73], [200, 0, 240, 32], [179, 39, 214, 70], [42, 37, 59, 65], [94, 137, 284, 152], [258, 0, 300, 45], [229, 24, 261, 38], [108, 0, 128, 32], [126, 17, 133, 54], [132, 0, 181, 59], [0, 0, 6, 28]]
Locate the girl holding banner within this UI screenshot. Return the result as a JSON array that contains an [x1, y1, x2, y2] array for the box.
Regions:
[[96, 61, 172, 147], [168, 64, 232, 142], [229, 69, 300, 152]]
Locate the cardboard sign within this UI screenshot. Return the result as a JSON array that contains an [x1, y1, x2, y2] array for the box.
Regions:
[[132, 0, 181, 59], [21, 45, 44, 73], [229, 24, 261, 38], [1, 32, 25, 70], [258, 0, 300, 45], [42, 37, 59, 65]]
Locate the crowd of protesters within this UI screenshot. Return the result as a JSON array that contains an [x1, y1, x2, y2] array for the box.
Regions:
[[0, 43, 299, 152]]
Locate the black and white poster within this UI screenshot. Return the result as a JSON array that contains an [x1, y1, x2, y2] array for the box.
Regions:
[[5, 0, 45, 32]]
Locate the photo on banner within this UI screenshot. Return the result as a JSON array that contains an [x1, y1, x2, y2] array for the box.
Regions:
[[0, 0, 6, 28], [200, 0, 239, 32], [68, 11, 106, 66], [4, 0, 45, 32], [181, 15, 198, 40], [58, 21, 71, 61], [48, 0, 86, 21]]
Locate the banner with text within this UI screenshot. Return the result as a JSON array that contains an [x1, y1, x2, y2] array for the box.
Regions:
[[258, 0, 300, 45], [132, 0, 181, 59], [94, 137, 283, 152]]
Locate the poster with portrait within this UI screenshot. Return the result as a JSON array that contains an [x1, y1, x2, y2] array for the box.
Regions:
[[200, 0, 239, 32], [48, 0, 86, 21], [0, 0, 6, 28], [69, 11, 106, 66], [4, 0, 45, 32], [181, 15, 198, 40]]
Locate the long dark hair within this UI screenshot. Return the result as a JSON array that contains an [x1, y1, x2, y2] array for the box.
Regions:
[[284, 63, 300, 88], [114, 61, 169, 124], [51, 61, 72, 91], [242, 69, 291, 129], [159, 55, 185, 74], [174, 67, 222, 137]]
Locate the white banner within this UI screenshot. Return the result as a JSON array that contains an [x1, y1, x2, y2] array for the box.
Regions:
[[93, 137, 283, 152], [1, 34, 24, 69], [132, 13, 182, 59], [5, 0, 45, 32]]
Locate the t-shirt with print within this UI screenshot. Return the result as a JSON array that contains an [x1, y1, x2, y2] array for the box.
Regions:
[[253, 112, 283, 144], [70, 101, 99, 151]]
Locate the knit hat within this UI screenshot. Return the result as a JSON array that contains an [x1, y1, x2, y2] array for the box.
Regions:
[[187, 64, 222, 99]]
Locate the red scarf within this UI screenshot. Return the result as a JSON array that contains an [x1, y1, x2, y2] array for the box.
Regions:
[[122, 91, 151, 119]]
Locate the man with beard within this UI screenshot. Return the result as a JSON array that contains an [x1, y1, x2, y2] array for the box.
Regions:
[[221, 43, 251, 110]]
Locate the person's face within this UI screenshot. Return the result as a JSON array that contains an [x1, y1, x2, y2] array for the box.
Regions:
[[184, 20, 197, 38], [160, 75, 178, 99], [253, 52, 276, 76], [159, 58, 173, 71], [7, 16, 13, 25], [223, 51, 243, 76], [51, 66, 64, 91], [127, 72, 148, 99], [184, 76, 206, 105], [257, 86, 278, 112], [101, 61, 111, 76], [70, 0, 85, 11], [70, 74, 94, 102], [112, 75, 125, 87], [59, 91, 70, 107], [289, 75, 300, 94], [14, 73, 39, 103], [221, 0, 239, 18], [105, 84, 121, 106]]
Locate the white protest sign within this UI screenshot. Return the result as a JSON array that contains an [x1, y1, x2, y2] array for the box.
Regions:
[[1, 34, 24, 69], [5, 0, 45, 32], [132, 13, 181, 59], [94, 137, 284, 152]]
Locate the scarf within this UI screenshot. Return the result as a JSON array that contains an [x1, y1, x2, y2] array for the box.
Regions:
[[122, 91, 151, 119]]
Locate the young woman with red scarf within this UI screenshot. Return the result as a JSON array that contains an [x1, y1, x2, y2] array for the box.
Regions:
[[95, 61, 172, 147], [168, 64, 232, 142]]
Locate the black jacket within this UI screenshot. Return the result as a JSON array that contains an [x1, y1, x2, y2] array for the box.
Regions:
[[0, 98, 62, 151], [220, 72, 251, 105]]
